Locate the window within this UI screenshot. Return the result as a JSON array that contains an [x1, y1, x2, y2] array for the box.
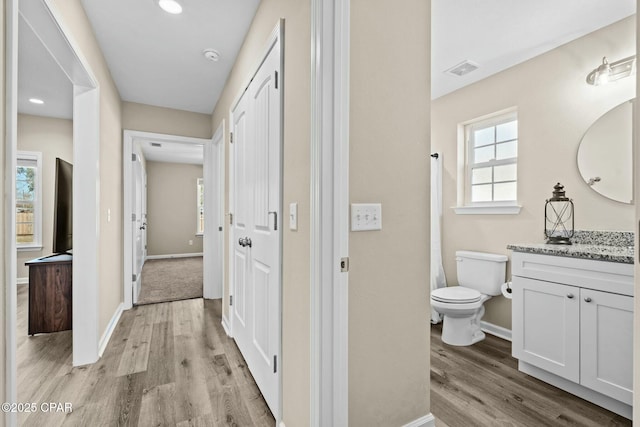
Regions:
[[16, 151, 43, 249], [196, 178, 204, 235], [455, 111, 521, 215]]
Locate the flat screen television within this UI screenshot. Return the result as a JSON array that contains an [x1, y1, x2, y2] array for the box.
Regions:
[[53, 158, 73, 254]]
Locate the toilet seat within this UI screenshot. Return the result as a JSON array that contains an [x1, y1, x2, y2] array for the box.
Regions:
[[432, 287, 482, 304]]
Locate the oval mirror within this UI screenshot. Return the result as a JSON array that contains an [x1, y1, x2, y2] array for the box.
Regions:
[[577, 99, 633, 204]]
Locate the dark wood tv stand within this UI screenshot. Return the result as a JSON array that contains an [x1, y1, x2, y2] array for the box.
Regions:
[[25, 254, 72, 335]]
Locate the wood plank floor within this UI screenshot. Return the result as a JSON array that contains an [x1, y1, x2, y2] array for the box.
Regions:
[[17, 285, 274, 426], [431, 323, 631, 427]]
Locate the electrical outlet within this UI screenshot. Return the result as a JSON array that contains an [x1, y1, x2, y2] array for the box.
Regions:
[[351, 203, 382, 231], [188, 240, 193, 246]]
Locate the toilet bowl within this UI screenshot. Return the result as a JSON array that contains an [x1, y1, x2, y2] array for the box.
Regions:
[[431, 251, 507, 346]]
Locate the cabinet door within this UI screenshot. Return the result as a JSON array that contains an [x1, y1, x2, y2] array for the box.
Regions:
[[512, 277, 580, 382], [580, 289, 633, 405]]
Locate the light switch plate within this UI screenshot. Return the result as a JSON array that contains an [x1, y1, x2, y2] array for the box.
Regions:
[[289, 202, 298, 230], [351, 203, 382, 231]]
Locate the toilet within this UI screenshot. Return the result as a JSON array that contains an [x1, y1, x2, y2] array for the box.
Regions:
[[431, 251, 508, 346]]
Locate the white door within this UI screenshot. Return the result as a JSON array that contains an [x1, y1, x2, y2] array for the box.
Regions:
[[580, 289, 633, 404], [132, 150, 145, 303], [231, 41, 281, 417], [512, 277, 580, 382]]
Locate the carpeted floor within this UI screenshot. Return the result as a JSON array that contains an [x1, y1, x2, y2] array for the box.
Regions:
[[137, 256, 203, 305]]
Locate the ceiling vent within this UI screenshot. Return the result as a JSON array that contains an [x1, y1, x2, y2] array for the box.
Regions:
[[445, 60, 479, 77], [150, 142, 162, 147]]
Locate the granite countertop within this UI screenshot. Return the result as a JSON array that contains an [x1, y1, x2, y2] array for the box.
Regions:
[[508, 230, 635, 264], [507, 242, 634, 264]]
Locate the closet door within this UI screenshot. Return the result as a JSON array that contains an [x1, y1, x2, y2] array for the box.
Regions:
[[245, 41, 281, 414], [230, 39, 282, 417], [231, 90, 252, 356]]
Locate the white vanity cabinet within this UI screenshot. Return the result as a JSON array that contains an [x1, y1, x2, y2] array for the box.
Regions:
[[511, 251, 634, 418]]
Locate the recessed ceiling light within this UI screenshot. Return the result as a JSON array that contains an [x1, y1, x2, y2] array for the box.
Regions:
[[28, 98, 44, 105], [158, 0, 182, 14]]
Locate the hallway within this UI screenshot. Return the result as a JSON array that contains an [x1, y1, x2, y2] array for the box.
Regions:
[[18, 293, 273, 426]]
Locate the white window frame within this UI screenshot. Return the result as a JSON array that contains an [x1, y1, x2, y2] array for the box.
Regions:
[[16, 150, 43, 250], [196, 177, 204, 236], [455, 109, 521, 215]]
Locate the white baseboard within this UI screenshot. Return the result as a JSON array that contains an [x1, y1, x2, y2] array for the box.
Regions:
[[403, 413, 436, 427], [480, 320, 512, 342], [17, 277, 28, 285], [278, 422, 286, 427], [98, 302, 124, 357], [146, 253, 203, 260], [221, 315, 232, 337]]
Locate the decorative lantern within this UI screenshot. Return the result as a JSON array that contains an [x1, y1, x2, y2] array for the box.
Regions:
[[544, 183, 574, 245]]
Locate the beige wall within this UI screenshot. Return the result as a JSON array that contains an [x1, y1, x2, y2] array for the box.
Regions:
[[432, 16, 636, 330], [49, 0, 123, 336], [122, 101, 212, 139], [146, 161, 204, 256], [211, 0, 311, 424], [349, 1, 431, 425], [16, 114, 73, 278]]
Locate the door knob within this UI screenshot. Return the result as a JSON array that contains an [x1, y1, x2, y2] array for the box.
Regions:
[[238, 237, 246, 247], [245, 237, 252, 248]]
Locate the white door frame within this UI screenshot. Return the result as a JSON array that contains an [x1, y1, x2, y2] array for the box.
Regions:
[[310, 0, 350, 426], [203, 121, 225, 299], [122, 130, 215, 309], [6, 0, 102, 422], [227, 20, 284, 423]]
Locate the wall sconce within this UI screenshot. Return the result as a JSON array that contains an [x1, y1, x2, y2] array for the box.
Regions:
[[544, 183, 574, 245], [586, 56, 636, 86]]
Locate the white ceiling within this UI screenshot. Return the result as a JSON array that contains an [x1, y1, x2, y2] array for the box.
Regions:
[[80, 0, 261, 114], [18, 13, 73, 119], [138, 138, 203, 165], [432, 0, 636, 99], [18, 1, 637, 119]]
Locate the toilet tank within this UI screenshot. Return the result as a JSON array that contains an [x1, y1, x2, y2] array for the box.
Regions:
[[456, 251, 508, 296]]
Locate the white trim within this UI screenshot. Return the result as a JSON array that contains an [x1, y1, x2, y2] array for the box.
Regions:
[[480, 320, 512, 342], [402, 413, 436, 427], [145, 252, 203, 260], [279, 422, 287, 427], [16, 245, 43, 252], [123, 130, 212, 310], [98, 302, 124, 357], [453, 204, 522, 215], [5, 2, 19, 422], [15, 150, 43, 249], [310, 0, 350, 425], [221, 316, 232, 337], [16, 278, 28, 286]]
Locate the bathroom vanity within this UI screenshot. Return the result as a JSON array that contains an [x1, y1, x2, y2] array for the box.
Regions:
[[508, 233, 634, 419]]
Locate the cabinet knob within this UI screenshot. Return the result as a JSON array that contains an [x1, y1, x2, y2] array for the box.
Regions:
[[584, 297, 592, 303], [567, 293, 574, 299]]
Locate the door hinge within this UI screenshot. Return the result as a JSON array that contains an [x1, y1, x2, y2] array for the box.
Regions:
[[218, 226, 223, 231], [273, 355, 277, 373], [132, 213, 136, 221], [274, 71, 278, 89], [340, 257, 349, 272], [132, 274, 137, 282], [230, 132, 234, 144], [229, 213, 234, 225], [230, 295, 233, 306], [131, 153, 137, 161]]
